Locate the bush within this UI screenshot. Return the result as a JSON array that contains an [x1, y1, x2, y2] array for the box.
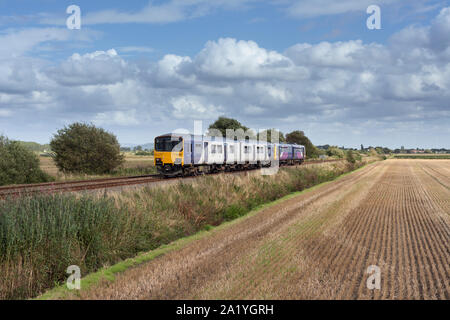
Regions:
[[346, 150, 356, 164], [285, 130, 320, 158], [0, 194, 139, 299], [224, 204, 247, 221], [50, 123, 124, 174], [327, 146, 345, 158], [0, 135, 53, 186]]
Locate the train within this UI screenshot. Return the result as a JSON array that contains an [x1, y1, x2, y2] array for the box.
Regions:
[[154, 133, 306, 177]]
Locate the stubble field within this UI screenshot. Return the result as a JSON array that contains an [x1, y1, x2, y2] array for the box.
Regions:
[[57, 159, 450, 300]]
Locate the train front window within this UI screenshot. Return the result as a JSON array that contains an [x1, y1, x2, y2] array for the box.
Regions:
[[155, 137, 183, 152]]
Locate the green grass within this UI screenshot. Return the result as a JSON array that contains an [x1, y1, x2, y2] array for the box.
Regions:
[[110, 165, 157, 176]]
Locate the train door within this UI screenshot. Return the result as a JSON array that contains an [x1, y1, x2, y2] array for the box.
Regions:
[[184, 137, 192, 165], [238, 141, 243, 164], [192, 138, 203, 164], [204, 142, 208, 163], [253, 144, 256, 163], [224, 143, 227, 163]]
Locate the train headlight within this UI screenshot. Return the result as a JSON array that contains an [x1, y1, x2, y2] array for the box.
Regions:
[[174, 158, 182, 165]]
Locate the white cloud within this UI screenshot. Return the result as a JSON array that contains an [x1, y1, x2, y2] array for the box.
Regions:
[[54, 0, 257, 25], [171, 95, 223, 119], [1, 7, 450, 148], [48, 49, 131, 86], [0, 109, 12, 117], [286, 0, 399, 18], [0, 28, 70, 58], [192, 38, 302, 80], [118, 46, 154, 54], [243, 105, 264, 115], [150, 54, 195, 88], [93, 109, 140, 126]]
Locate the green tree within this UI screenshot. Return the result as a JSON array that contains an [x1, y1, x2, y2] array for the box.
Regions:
[[0, 135, 53, 186], [326, 146, 345, 159], [285, 130, 320, 158], [257, 129, 286, 143], [346, 149, 356, 164], [208, 117, 249, 137], [50, 123, 124, 174]]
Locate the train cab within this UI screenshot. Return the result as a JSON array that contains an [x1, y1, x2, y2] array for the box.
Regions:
[[154, 134, 184, 176]]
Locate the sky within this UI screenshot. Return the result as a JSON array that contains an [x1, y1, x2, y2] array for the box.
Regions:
[[0, 0, 449, 149]]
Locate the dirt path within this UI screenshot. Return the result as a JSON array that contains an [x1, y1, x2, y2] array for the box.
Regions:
[[71, 160, 450, 300]]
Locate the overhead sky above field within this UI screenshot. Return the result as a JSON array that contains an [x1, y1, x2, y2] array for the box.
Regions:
[[0, 0, 449, 148]]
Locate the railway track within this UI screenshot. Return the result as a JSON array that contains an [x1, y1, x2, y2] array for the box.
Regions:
[[0, 159, 342, 198], [0, 174, 163, 198]]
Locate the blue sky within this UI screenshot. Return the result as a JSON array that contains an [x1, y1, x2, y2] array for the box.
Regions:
[[0, 0, 449, 148]]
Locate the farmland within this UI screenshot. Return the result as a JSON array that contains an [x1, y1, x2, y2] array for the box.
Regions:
[[393, 154, 450, 159], [57, 159, 449, 300], [1, 160, 363, 299], [39, 153, 156, 181]]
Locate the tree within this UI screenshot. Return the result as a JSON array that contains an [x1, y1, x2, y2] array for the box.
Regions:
[[50, 122, 124, 174], [208, 117, 249, 137], [0, 135, 52, 186], [326, 146, 345, 158], [346, 150, 356, 164], [369, 148, 378, 157], [285, 130, 320, 158], [257, 129, 286, 143]]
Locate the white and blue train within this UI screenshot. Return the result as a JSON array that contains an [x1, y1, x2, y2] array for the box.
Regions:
[[154, 133, 306, 177]]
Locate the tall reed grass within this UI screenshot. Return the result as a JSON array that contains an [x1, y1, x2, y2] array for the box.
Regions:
[[0, 160, 368, 299]]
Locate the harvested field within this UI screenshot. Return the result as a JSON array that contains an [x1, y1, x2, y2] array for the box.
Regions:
[[59, 160, 450, 300], [39, 154, 155, 181]]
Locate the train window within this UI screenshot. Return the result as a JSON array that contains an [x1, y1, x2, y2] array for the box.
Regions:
[[211, 145, 216, 154], [229, 145, 234, 153], [217, 145, 223, 154], [155, 136, 183, 152], [195, 143, 202, 149]]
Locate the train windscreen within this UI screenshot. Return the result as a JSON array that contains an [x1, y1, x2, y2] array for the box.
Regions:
[[155, 137, 183, 152]]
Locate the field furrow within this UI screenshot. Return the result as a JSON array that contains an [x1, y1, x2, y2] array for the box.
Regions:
[[60, 160, 449, 300]]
